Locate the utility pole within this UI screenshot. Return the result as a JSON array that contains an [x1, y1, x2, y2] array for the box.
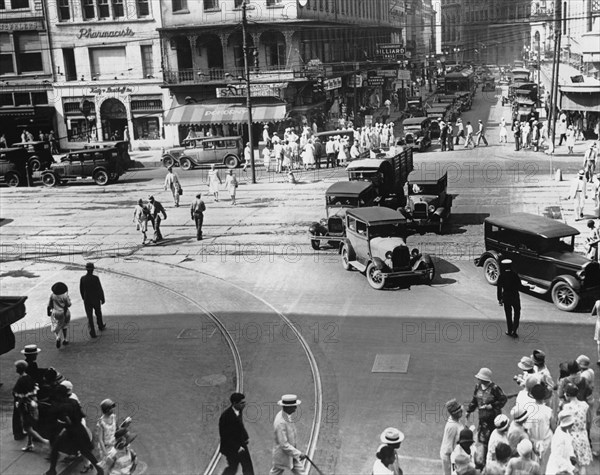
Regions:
[[242, 0, 256, 184], [550, 0, 562, 148]]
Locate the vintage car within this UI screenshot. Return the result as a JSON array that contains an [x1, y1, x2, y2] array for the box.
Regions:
[[340, 207, 435, 289], [162, 136, 244, 169], [404, 171, 452, 234], [309, 181, 378, 250], [400, 117, 432, 152], [405, 96, 426, 117], [482, 76, 496, 92], [11, 141, 54, 171], [41, 147, 123, 187], [0, 147, 31, 187], [83, 141, 133, 170], [474, 213, 600, 311]]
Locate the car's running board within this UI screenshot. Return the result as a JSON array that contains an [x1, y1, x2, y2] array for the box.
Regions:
[[349, 261, 367, 273], [521, 280, 546, 294]]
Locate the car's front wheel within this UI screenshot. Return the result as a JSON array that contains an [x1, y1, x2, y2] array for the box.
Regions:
[[93, 170, 109, 186], [341, 245, 351, 271], [551, 282, 580, 312], [42, 173, 57, 187], [483, 257, 500, 285], [366, 262, 386, 290], [179, 158, 193, 170], [224, 155, 239, 169], [5, 172, 20, 187], [311, 238, 320, 250]]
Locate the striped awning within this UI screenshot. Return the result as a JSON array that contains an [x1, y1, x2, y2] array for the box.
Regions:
[[164, 103, 286, 125]]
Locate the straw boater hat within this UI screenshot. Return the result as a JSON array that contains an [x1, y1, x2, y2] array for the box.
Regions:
[[578, 170, 585, 176], [277, 394, 301, 407], [517, 356, 534, 371], [494, 414, 510, 431], [380, 427, 405, 444], [576, 355, 590, 369], [474, 367, 492, 382], [510, 406, 529, 423], [21, 344, 41, 355], [558, 410, 574, 428]]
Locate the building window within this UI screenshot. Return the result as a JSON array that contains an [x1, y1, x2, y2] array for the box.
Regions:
[[0, 93, 13, 106], [11, 0, 29, 9], [58, 0, 70, 20], [136, 0, 149, 16], [112, 0, 124, 17], [14, 92, 31, 106], [82, 0, 95, 19], [0, 33, 14, 74], [15, 33, 43, 73], [63, 48, 77, 81], [140, 45, 153, 77], [172, 0, 187, 12], [32, 92, 48, 105], [98, 0, 110, 18], [234, 0, 243, 7], [204, 0, 218, 10], [133, 117, 161, 140], [89, 47, 126, 78], [0, 0, 5, 9]]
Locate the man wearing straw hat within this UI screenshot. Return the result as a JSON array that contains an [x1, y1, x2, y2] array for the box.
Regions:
[[269, 394, 306, 475]]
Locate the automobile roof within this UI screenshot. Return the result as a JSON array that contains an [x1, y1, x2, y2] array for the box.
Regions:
[[346, 159, 387, 171], [347, 207, 406, 224], [0, 147, 28, 155], [197, 135, 243, 141], [511, 68, 530, 74], [326, 181, 373, 196], [402, 117, 428, 125], [408, 170, 447, 183], [485, 213, 580, 238], [68, 147, 118, 154], [11, 141, 45, 146]]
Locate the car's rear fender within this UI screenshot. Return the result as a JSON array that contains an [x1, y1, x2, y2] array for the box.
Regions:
[[309, 221, 328, 236], [474, 250, 501, 267], [413, 253, 434, 270], [550, 275, 582, 293]]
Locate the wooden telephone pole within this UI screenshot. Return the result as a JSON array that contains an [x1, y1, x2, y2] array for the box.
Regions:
[[242, 0, 256, 184]]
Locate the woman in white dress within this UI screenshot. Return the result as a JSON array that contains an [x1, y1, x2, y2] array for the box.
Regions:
[[499, 118, 508, 143], [48, 282, 71, 348], [262, 146, 272, 171], [302, 140, 316, 169], [566, 125, 576, 154], [207, 164, 222, 202], [224, 170, 238, 205], [337, 136, 348, 166]]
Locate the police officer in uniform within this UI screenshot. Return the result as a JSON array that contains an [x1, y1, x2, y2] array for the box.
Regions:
[[497, 259, 531, 337]]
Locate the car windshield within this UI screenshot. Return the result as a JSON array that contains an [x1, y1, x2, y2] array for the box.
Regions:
[[539, 236, 574, 253], [410, 183, 441, 195], [327, 196, 359, 207], [369, 223, 405, 239]]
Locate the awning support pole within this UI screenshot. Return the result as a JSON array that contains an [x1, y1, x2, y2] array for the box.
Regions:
[[242, 0, 256, 184]]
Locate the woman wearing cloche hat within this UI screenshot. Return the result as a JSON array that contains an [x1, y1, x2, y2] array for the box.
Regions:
[[466, 368, 507, 462], [546, 410, 576, 475]]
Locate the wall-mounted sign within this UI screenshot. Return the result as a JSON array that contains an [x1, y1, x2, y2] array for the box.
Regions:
[[379, 70, 397, 78], [215, 83, 287, 98], [324, 77, 342, 91], [368, 77, 385, 87], [89, 86, 134, 95], [76, 27, 135, 39], [397, 70, 411, 80], [376, 44, 405, 58], [0, 21, 44, 31], [348, 75, 363, 87]]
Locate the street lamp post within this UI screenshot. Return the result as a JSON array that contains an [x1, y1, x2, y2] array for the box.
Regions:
[[241, 0, 256, 184]]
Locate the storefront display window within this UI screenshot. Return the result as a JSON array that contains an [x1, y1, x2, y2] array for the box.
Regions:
[[66, 118, 94, 142], [133, 117, 161, 140]]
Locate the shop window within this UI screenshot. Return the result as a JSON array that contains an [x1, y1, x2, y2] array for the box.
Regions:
[[172, 0, 187, 12], [0, 93, 13, 106], [98, 0, 110, 18], [203, 0, 219, 10], [112, 0, 124, 17], [133, 117, 160, 140], [14, 92, 31, 106], [131, 98, 162, 111], [31, 92, 48, 105], [15, 32, 43, 73], [63, 48, 77, 81], [58, 0, 70, 20], [82, 0, 95, 19], [0, 33, 14, 74], [140, 45, 153, 78], [11, 0, 29, 9], [136, 0, 149, 16], [66, 119, 91, 142]]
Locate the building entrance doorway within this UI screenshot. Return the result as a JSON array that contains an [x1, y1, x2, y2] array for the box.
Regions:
[[100, 98, 128, 140]]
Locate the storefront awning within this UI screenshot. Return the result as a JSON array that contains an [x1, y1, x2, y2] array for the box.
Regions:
[[0, 107, 35, 117], [560, 88, 600, 111], [164, 102, 287, 125]]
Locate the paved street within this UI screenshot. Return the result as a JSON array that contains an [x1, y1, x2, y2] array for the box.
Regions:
[[1, 88, 599, 474]]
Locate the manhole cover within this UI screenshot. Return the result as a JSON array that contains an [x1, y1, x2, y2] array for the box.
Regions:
[[372, 354, 410, 373], [195, 374, 227, 387]]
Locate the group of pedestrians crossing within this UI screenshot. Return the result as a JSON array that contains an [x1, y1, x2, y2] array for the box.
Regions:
[[437, 119, 489, 150]]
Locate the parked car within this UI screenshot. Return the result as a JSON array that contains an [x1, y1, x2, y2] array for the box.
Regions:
[[11, 141, 54, 171], [0, 147, 31, 187], [340, 207, 435, 289], [404, 171, 452, 234], [309, 181, 378, 250], [41, 148, 123, 187], [162, 136, 244, 169], [400, 117, 432, 152], [474, 213, 600, 311], [83, 141, 132, 170], [405, 96, 425, 117]]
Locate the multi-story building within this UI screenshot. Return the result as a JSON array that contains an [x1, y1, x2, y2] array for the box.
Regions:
[[159, 0, 405, 145], [0, 0, 55, 144], [45, 0, 168, 150]]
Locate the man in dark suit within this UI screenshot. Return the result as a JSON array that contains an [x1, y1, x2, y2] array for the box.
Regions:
[[219, 392, 254, 475], [80, 262, 105, 338], [148, 195, 167, 242], [497, 259, 531, 338]]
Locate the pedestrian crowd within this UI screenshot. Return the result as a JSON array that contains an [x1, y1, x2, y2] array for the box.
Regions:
[[0, 128, 60, 153], [11, 345, 137, 475]]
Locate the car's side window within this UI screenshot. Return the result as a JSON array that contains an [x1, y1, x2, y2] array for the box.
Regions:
[[356, 221, 367, 235], [347, 217, 356, 232]]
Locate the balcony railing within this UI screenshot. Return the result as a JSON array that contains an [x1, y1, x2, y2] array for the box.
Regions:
[[164, 65, 308, 85]]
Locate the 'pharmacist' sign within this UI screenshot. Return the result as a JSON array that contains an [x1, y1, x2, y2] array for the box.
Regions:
[[77, 27, 135, 39]]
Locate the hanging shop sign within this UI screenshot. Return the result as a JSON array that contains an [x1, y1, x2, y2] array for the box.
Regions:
[[379, 70, 397, 78], [397, 70, 411, 80], [215, 83, 287, 98], [367, 77, 385, 87], [324, 77, 342, 90], [376, 44, 405, 59], [76, 27, 135, 39], [348, 75, 363, 87], [0, 21, 44, 31]]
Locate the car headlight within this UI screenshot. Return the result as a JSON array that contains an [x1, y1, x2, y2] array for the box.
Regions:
[[428, 205, 435, 212], [405, 205, 411, 211], [577, 270, 585, 280]]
